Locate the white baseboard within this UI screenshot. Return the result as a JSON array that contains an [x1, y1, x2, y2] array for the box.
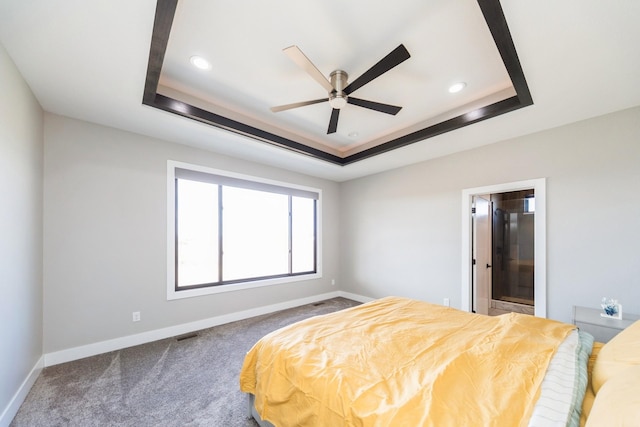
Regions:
[[0, 356, 43, 427], [337, 291, 375, 304], [44, 291, 371, 367]]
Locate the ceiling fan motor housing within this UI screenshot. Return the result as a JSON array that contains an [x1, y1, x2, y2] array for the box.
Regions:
[[329, 70, 348, 109]]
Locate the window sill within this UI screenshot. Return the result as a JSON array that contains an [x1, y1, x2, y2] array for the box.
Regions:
[[167, 272, 322, 300]]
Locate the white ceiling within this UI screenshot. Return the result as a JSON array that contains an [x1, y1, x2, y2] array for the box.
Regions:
[[0, 0, 639, 182], [160, 0, 513, 157]]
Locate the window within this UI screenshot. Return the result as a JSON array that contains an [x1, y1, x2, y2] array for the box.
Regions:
[[524, 195, 535, 214], [167, 161, 321, 299]]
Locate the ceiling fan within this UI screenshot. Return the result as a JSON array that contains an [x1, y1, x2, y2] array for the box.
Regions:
[[271, 44, 411, 134]]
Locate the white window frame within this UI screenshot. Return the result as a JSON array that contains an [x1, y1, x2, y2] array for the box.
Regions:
[[167, 160, 322, 300]]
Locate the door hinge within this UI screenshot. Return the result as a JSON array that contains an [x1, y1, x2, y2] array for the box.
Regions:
[[471, 207, 476, 214], [472, 259, 476, 265]]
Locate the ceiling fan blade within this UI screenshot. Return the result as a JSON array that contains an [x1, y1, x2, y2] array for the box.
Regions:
[[270, 98, 328, 113], [283, 45, 334, 93], [343, 44, 410, 95], [327, 108, 340, 134], [347, 97, 402, 115]]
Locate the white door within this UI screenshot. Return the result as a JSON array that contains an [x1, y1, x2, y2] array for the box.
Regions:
[[473, 195, 492, 315]]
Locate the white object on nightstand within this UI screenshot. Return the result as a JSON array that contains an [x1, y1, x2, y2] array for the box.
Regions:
[[572, 306, 640, 343]]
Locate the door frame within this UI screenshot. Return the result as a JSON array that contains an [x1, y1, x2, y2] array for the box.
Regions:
[[461, 178, 547, 317]]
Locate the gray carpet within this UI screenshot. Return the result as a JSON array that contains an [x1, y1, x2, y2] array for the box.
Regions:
[[11, 297, 360, 427]]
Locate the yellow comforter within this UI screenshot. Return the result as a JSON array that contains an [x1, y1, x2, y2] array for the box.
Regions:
[[240, 296, 574, 427]]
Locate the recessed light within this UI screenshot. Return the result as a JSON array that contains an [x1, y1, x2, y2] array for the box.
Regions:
[[448, 82, 466, 93], [348, 132, 359, 138], [190, 55, 211, 70]]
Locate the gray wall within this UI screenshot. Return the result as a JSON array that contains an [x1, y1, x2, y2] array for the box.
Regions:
[[0, 44, 43, 415], [340, 107, 640, 323], [43, 114, 341, 353]]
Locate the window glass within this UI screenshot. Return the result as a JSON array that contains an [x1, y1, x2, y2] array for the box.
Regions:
[[292, 197, 315, 273], [176, 179, 219, 287], [222, 187, 289, 281]]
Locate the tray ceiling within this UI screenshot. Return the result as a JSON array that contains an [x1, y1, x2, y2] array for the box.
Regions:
[[3, 1, 637, 180], [144, 0, 532, 165]]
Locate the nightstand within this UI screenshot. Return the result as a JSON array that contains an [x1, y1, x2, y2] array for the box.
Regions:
[[572, 306, 640, 343]]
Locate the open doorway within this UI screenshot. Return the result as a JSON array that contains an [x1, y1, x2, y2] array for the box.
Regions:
[[473, 190, 535, 316], [461, 179, 547, 318]]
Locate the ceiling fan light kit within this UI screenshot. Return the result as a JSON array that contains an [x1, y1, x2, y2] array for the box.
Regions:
[[272, 44, 411, 134], [328, 94, 347, 109]]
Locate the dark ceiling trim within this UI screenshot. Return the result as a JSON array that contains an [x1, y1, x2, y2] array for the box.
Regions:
[[143, 0, 532, 166], [344, 96, 524, 164], [152, 94, 344, 164], [477, 0, 533, 106], [143, 0, 177, 105]]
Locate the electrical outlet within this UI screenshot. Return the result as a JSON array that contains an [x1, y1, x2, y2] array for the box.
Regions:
[[331, 279, 336, 286], [132, 311, 141, 322], [443, 298, 450, 307]]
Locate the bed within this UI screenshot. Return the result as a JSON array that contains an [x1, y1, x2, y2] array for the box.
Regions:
[[240, 296, 640, 426]]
